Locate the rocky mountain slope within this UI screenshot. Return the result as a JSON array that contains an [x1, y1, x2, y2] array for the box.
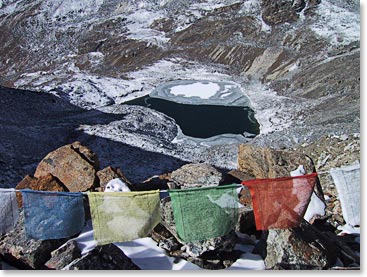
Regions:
[[0, 0, 360, 187]]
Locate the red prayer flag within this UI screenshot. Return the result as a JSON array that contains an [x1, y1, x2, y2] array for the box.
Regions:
[[242, 173, 317, 230]]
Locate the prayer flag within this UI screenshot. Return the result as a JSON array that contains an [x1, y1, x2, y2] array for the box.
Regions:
[[242, 173, 317, 230], [169, 184, 239, 242], [88, 190, 160, 245], [22, 190, 85, 240], [0, 189, 19, 234], [330, 162, 360, 226]]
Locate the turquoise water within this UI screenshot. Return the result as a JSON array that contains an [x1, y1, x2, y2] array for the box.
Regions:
[[124, 95, 260, 139]]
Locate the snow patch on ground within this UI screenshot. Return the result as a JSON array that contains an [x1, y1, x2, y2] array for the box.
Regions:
[[241, 81, 298, 134], [65, 219, 265, 270], [42, 0, 104, 23], [310, 0, 360, 46], [125, 9, 169, 47], [15, 58, 238, 109]]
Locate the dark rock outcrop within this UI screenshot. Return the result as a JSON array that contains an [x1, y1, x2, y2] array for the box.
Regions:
[[66, 244, 140, 270], [264, 223, 337, 269], [259, 220, 359, 269], [261, 0, 301, 25], [45, 240, 82, 270], [34, 142, 99, 192], [0, 211, 67, 269]]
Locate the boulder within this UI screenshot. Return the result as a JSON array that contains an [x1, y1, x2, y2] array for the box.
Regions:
[[96, 166, 132, 190], [152, 222, 238, 270], [262, 221, 338, 269], [65, 244, 140, 270], [15, 173, 68, 208], [238, 144, 315, 179], [0, 210, 67, 269], [170, 163, 223, 189], [34, 142, 99, 192], [45, 240, 81, 270]]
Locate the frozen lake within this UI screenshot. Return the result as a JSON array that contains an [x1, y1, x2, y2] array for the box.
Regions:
[[125, 80, 259, 142]]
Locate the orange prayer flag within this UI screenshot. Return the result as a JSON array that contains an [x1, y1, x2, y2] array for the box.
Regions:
[[242, 173, 317, 230]]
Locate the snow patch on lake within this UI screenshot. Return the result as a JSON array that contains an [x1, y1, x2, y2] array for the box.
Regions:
[[150, 79, 250, 106], [170, 81, 220, 99]]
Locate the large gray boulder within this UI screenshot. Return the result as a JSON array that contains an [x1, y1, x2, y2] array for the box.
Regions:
[[169, 163, 223, 189], [265, 227, 334, 269]]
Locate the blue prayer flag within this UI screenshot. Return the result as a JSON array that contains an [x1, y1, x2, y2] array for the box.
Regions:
[[22, 190, 85, 240], [0, 189, 19, 234]]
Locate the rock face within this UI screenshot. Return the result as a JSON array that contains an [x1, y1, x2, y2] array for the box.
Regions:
[[263, 221, 339, 269], [0, 211, 67, 269], [260, 0, 301, 25], [45, 240, 81, 270], [15, 173, 68, 207], [96, 166, 132, 191], [34, 142, 99, 192], [238, 144, 315, 179], [169, 163, 223, 189]]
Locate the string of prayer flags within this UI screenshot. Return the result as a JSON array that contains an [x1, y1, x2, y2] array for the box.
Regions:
[[330, 162, 360, 226], [242, 173, 317, 230], [22, 190, 85, 240], [88, 190, 160, 245], [168, 184, 239, 242], [0, 189, 19, 234]]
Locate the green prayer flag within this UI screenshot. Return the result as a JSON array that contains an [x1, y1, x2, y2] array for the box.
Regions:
[[88, 190, 160, 245], [169, 184, 239, 242]]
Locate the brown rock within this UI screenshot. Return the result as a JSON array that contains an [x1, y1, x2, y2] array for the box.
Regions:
[[15, 174, 68, 208], [239, 186, 253, 208], [34, 142, 99, 192], [238, 144, 315, 179], [96, 166, 132, 190]]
